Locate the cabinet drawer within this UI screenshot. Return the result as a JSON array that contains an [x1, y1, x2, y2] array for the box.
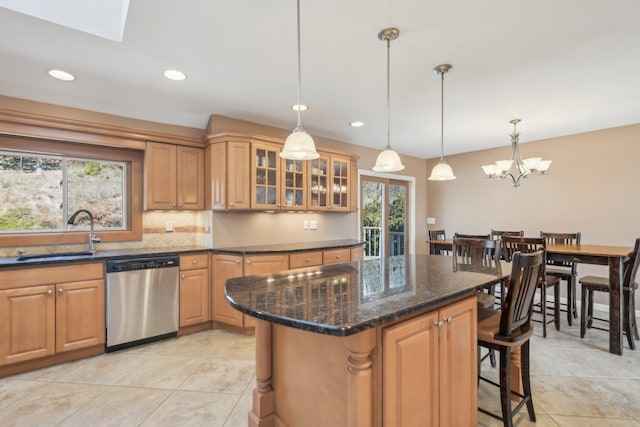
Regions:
[[323, 249, 350, 265], [290, 251, 323, 269], [180, 253, 209, 270]]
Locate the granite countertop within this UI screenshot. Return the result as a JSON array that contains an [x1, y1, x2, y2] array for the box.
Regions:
[[0, 246, 210, 268], [225, 254, 510, 336], [212, 239, 364, 254], [0, 240, 364, 268]]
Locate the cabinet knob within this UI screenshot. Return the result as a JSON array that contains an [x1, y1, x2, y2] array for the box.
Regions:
[[58, 288, 63, 294], [178, 202, 183, 208], [305, 258, 310, 262], [436, 320, 444, 328], [47, 289, 53, 295], [172, 203, 176, 208], [229, 203, 234, 207], [246, 260, 252, 264], [235, 259, 241, 263], [181, 274, 186, 279], [192, 260, 197, 264], [336, 255, 341, 259], [446, 317, 453, 324]]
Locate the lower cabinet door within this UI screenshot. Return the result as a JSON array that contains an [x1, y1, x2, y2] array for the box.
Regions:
[[383, 310, 440, 427], [180, 268, 210, 327], [212, 254, 244, 327], [56, 279, 105, 353], [0, 285, 56, 365]]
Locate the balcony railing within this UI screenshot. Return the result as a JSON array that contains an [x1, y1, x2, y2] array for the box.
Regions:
[[363, 226, 405, 258]]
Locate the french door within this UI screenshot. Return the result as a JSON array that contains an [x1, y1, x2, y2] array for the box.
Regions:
[[360, 176, 409, 258]]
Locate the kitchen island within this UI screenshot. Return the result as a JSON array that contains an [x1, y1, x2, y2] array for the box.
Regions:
[[226, 254, 509, 427]]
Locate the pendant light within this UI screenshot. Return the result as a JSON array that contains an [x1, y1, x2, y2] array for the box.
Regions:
[[428, 64, 456, 181], [373, 28, 405, 172], [280, 0, 319, 160]]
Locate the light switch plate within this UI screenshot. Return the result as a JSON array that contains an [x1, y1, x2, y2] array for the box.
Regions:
[[303, 220, 309, 230], [165, 221, 174, 232], [427, 217, 436, 225], [310, 220, 318, 230]]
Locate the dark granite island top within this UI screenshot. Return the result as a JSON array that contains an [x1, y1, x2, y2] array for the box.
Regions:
[[225, 254, 509, 336]]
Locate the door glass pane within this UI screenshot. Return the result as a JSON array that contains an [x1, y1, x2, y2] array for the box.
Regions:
[[389, 183, 407, 256], [361, 180, 383, 258]]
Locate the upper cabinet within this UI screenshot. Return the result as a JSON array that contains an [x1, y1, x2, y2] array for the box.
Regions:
[[145, 142, 204, 210], [205, 133, 357, 212]]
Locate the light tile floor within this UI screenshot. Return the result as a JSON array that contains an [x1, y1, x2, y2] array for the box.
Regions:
[[1, 315, 638, 426]]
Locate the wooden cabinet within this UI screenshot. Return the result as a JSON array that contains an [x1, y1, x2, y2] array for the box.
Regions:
[[145, 141, 204, 210], [0, 263, 105, 367], [382, 296, 477, 427], [205, 140, 251, 210], [323, 248, 351, 265], [308, 154, 355, 212], [350, 245, 365, 262], [290, 251, 323, 269], [179, 253, 210, 328], [56, 279, 105, 353], [204, 133, 357, 212], [212, 253, 289, 332]]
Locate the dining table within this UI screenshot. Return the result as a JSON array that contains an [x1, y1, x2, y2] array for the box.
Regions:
[[427, 239, 634, 355]]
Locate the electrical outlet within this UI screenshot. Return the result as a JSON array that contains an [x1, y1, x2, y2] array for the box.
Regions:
[[303, 220, 309, 230], [310, 220, 318, 230], [165, 221, 174, 232], [427, 217, 436, 225]]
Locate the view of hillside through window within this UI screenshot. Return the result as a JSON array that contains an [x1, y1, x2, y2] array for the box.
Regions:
[[0, 151, 126, 232]]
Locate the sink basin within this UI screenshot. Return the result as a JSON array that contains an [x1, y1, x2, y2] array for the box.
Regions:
[[16, 251, 95, 261]]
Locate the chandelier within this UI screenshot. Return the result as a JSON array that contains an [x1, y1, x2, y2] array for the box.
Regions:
[[481, 119, 551, 187]]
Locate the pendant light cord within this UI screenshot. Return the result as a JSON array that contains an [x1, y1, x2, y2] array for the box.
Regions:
[[440, 70, 444, 160], [295, 0, 303, 129], [386, 37, 391, 150]]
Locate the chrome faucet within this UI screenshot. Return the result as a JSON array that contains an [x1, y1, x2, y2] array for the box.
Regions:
[[67, 209, 101, 254]]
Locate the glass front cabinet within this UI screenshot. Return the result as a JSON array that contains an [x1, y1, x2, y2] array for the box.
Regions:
[[205, 133, 356, 212]]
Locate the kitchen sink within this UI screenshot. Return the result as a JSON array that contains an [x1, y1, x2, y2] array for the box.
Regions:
[[16, 251, 95, 261]]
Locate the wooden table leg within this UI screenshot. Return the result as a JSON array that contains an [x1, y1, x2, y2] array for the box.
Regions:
[[609, 257, 623, 355]]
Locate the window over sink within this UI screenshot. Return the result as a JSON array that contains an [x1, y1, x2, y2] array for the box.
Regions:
[[0, 135, 143, 247]]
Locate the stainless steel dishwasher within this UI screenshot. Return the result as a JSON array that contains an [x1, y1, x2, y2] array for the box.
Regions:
[[105, 255, 179, 352]]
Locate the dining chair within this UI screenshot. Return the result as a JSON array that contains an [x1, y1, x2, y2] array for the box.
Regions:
[[490, 229, 524, 240], [579, 237, 640, 350], [453, 236, 503, 368], [502, 236, 561, 338], [540, 231, 582, 326], [477, 249, 544, 426], [454, 232, 491, 239], [428, 229, 448, 255]]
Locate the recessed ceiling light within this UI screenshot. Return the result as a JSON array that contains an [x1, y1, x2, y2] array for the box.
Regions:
[[291, 104, 308, 112], [48, 69, 75, 81], [349, 121, 364, 128], [163, 69, 187, 81]]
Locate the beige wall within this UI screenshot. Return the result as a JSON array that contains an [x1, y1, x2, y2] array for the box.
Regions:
[[426, 123, 640, 308]]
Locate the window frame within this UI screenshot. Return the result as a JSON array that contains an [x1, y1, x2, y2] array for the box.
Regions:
[[0, 135, 143, 247]]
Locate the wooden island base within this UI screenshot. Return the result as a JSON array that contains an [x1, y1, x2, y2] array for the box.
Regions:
[[248, 295, 478, 427]]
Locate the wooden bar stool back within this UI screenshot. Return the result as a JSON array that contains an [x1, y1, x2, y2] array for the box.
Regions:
[[477, 250, 544, 425], [502, 236, 561, 338], [540, 231, 582, 326]]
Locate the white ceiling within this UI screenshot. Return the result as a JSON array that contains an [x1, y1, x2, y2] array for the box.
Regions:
[[0, 0, 639, 159]]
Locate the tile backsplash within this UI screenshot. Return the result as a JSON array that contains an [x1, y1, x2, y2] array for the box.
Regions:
[[0, 211, 213, 257]]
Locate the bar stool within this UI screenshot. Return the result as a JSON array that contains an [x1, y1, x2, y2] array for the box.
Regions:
[[477, 250, 544, 426]]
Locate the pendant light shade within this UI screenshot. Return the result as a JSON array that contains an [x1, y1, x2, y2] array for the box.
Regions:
[[281, 0, 319, 160], [373, 27, 405, 173], [428, 64, 455, 181]]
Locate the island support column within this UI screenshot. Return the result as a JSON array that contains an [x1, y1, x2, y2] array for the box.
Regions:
[[249, 320, 274, 427], [346, 328, 377, 427]]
